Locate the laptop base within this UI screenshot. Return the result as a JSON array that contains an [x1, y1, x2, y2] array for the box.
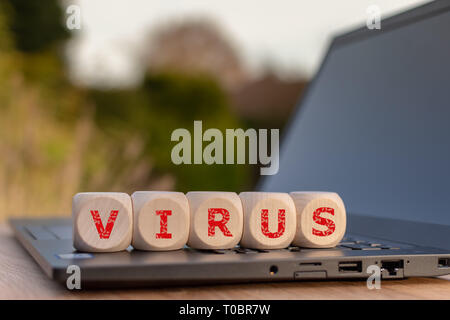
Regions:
[[10, 218, 450, 288]]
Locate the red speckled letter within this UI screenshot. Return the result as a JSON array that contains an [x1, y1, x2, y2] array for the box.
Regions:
[[208, 208, 233, 237], [312, 207, 335, 236], [90, 210, 119, 239], [261, 209, 285, 238], [156, 210, 172, 239]]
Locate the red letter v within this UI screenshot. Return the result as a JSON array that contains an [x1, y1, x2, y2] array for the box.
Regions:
[[90, 210, 119, 239]]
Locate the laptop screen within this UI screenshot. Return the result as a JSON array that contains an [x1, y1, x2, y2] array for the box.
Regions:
[[260, 9, 450, 226]]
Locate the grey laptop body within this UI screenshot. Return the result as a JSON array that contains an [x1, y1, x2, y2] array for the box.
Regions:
[[10, 0, 450, 288]]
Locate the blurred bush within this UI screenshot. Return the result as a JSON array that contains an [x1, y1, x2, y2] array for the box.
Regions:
[[89, 72, 250, 193], [5, 0, 69, 52], [0, 1, 251, 220]]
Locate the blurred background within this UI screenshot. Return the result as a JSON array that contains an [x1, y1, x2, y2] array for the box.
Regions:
[[0, 0, 429, 220]]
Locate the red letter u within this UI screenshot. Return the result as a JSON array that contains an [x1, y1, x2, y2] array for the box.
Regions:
[[261, 209, 286, 238]]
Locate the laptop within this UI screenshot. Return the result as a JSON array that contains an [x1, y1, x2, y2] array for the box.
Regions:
[[10, 0, 450, 288]]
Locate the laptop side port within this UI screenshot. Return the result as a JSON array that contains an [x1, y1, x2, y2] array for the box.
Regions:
[[381, 260, 404, 278], [438, 258, 449, 268], [299, 262, 322, 266], [338, 261, 362, 273]]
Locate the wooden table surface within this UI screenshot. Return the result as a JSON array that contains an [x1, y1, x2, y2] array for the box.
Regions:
[[0, 224, 448, 300]]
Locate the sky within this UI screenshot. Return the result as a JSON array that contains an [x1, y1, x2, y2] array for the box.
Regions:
[[65, 0, 431, 87]]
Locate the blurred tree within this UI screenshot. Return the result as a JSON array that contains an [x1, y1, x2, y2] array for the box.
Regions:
[[147, 20, 248, 92], [89, 72, 251, 193], [4, 0, 69, 52], [231, 72, 307, 130], [0, 2, 253, 222], [0, 3, 169, 220]]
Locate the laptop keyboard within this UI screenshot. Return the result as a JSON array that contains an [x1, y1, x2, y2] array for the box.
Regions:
[[25, 225, 72, 240], [337, 236, 400, 251], [28, 226, 401, 253], [191, 237, 401, 255]]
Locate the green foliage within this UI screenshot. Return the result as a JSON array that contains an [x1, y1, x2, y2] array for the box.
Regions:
[[0, 2, 251, 220], [4, 0, 69, 52], [89, 72, 251, 192]]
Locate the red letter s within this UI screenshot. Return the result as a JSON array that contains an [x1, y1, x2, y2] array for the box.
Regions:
[[312, 207, 335, 236]]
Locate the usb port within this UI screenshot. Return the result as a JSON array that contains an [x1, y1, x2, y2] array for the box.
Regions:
[[438, 258, 449, 268], [338, 261, 362, 273]]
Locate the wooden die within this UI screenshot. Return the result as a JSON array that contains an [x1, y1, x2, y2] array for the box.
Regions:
[[239, 192, 296, 249], [186, 192, 243, 249], [72, 192, 133, 252], [131, 191, 189, 251], [290, 192, 346, 248]]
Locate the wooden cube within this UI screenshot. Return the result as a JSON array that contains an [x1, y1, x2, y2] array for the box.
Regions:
[[186, 192, 243, 249], [72, 192, 132, 252], [239, 192, 296, 249], [131, 191, 189, 251], [289, 192, 346, 248]]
